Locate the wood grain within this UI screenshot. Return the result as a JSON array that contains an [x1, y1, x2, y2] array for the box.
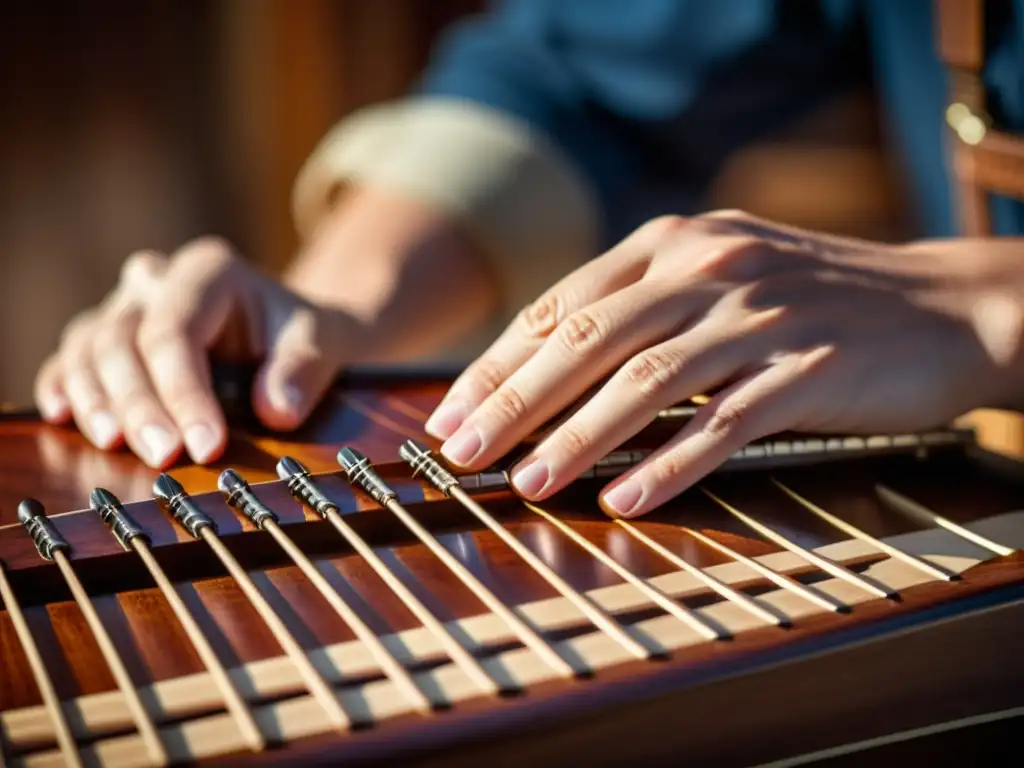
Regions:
[[1, 372, 1023, 765]]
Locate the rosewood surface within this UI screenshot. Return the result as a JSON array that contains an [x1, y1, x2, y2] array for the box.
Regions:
[[1, 369, 1023, 765]]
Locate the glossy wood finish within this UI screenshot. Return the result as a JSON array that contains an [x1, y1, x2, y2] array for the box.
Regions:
[[1, 369, 1023, 766]]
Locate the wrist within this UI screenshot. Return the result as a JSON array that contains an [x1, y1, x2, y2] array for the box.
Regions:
[[284, 185, 499, 360], [971, 291, 1024, 413]]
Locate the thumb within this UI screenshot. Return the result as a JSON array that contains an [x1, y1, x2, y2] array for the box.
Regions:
[[252, 302, 353, 430]]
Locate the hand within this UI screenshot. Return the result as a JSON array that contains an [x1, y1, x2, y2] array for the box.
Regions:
[[425, 210, 1024, 518], [34, 238, 363, 468], [35, 187, 496, 468]]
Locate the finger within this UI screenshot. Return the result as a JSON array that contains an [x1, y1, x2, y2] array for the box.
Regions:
[[34, 354, 72, 423], [508, 310, 784, 498], [252, 304, 352, 430], [94, 252, 185, 467], [678, 236, 806, 285], [136, 238, 241, 463], [698, 209, 879, 255], [598, 345, 834, 519], [92, 319, 185, 469], [424, 215, 683, 440], [59, 321, 123, 451], [118, 248, 169, 297], [440, 277, 703, 470]]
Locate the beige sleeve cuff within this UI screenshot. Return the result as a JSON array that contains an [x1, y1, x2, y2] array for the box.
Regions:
[[292, 97, 600, 320]]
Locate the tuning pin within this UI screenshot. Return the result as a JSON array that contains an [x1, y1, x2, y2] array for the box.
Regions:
[[17, 498, 71, 561], [398, 440, 459, 496], [89, 488, 150, 551], [276, 457, 336, 518], [337, 447, 397, 506], [217, 469, 278, 529], [153, 474, 218, 539]]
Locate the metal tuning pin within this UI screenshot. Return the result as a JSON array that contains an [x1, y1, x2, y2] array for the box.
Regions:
[[17, 498, 71, 561], [280, 454, 506, 698], [337, 447, 397, 505], [396, 444, 654, 661], [153, 473, 218, 539], [117, 481, 267, 753], [157, 473, 353, 730], [89, 488, 149, 551], [277, 456, 336, 517], [343, 443, 579, 678], [20, 498, 169, 764], [218, 469, 278, 529], [261, 458, 433, 714], [399, 440, 458, 496]]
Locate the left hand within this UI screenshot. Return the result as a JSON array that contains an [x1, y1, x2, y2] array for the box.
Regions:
[[424, 210, 1024, 518]]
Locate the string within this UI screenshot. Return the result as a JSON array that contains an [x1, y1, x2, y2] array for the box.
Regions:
[[197, 527, 351, 729], [681, 527, 848, 613], [130, 540, 266, 752], [448, 486, 652, 659], [874, 484, 1016, 557], [259, 519, 435, 713], [771, 479, 957, 581], [51, 550, 169, 766], [613, 520, 787, 627], [0, 563, 82, 767], [321, 505, 505, 695], [701, 488, 897, 601], [382, 497, 578, 678], [521, 501, 724, 641]]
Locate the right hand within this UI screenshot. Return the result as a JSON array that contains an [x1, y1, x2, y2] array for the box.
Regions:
[[34, 237, 361, 469]]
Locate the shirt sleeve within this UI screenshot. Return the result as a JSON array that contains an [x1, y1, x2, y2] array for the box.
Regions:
[[292, 96, 600, 320], [293, 0, 864, 317]]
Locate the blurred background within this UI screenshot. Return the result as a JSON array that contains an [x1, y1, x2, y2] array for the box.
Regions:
[[0, 0, 912, 406]]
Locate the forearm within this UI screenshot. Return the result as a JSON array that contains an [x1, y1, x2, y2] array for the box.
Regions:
[[284, 185, 499, 362]]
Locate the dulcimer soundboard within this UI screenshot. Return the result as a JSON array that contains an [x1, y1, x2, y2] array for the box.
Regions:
[[0, 368, 1022, 766]]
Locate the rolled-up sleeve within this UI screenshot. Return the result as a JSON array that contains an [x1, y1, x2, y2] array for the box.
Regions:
[[292, 96, 600, 317], [293, 0, 864, 315]]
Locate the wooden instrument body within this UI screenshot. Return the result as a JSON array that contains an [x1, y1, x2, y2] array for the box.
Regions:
[[1, 372, 1022, 766]]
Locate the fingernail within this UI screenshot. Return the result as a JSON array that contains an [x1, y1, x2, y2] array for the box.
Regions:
[[441, 425, 483, 466], [140, 424, 178, 467], [39, 394, 69, 422], [89, 412, 120, 448], [511, 460, 550, 498], [424, 399, 469, 440], [601, 479, 644, 517], [270, 383, 305, 415], [184, 424, 219, 463]]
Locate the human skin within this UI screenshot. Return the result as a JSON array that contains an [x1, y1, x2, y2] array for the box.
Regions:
[[34, 186, 497, 468], [425, 210, 1024, 519]]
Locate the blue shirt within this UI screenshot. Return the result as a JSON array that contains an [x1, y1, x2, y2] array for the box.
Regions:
[[419, 0, 1024, 246]]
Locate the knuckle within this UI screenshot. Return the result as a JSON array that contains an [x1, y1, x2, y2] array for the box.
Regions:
[[701, 397, 754, 440], [60, 310, 97, 345], [554, 422, 592, 459], [489, 385, 529, 425], [90, 324, 132, 358], [641, 214, 689, 242], [181, 235, 235, 261], [464, 358, 506, 398], [701, 208, 751, 225], [647, 451, 690, 487], [698, 238, 769, 280], [623, 348, 685, 397], [36, 354, 61, 387], [120, 249, 165, 284], [172, 236, 239, 276], [118, 388, 162, 425], [135, 316, 176, 350], [160, 388, 208, 417], [556, 310, 606, 356], [518, 292, 568, 339]]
